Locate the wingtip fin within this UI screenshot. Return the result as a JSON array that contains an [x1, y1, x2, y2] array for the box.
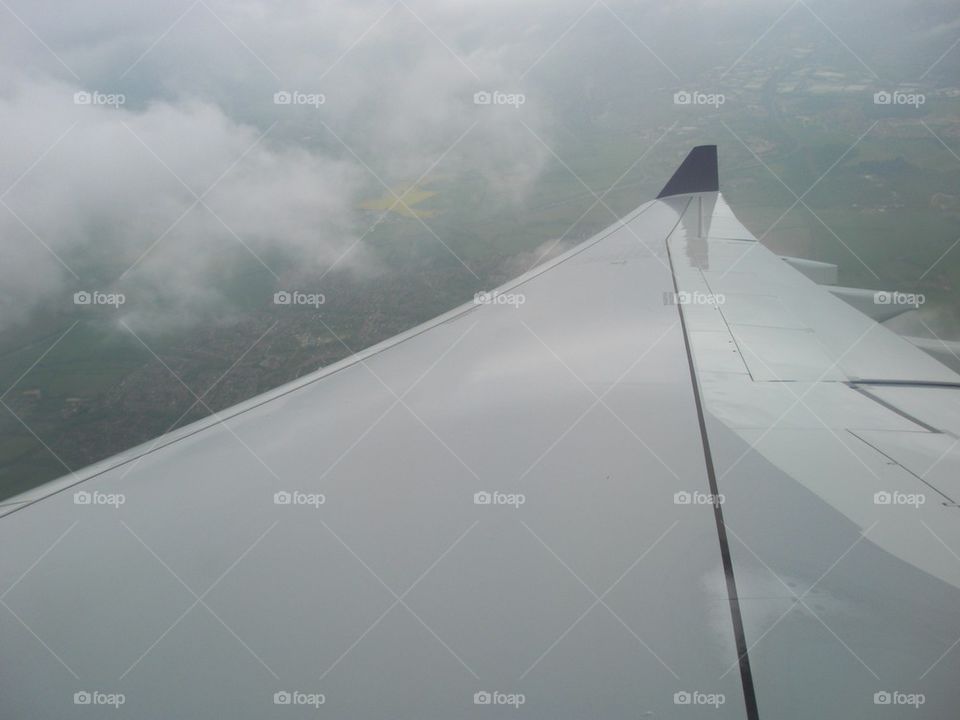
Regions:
[[657, 145, 719, 198]]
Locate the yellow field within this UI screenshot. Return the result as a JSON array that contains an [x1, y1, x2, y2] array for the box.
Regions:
[[358, 183, 438, 218]]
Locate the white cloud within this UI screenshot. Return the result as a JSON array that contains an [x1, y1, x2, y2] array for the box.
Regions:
[[0, 0, 569, 330]]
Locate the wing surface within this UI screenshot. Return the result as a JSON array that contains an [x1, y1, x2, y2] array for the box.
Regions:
[[0, 172, 752, 718]]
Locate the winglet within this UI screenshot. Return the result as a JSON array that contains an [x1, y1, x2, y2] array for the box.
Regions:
[[657, 145, 718, 198]]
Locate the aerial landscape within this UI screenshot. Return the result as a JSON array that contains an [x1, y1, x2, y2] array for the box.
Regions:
[[2, 2, 960, 718], [1, 1, 958, 499]]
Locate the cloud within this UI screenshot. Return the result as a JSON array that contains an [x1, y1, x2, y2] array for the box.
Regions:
[[0, 79, 371, 329], [0, 0, 566, 331]]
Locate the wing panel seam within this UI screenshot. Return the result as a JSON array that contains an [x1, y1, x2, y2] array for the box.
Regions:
[[666, 197, 760, 720]]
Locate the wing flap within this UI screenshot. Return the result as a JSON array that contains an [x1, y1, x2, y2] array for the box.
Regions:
[[669, 185, 960, 718]]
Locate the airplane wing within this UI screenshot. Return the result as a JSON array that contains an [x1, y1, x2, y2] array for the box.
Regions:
[[2, 146, 958, 719]]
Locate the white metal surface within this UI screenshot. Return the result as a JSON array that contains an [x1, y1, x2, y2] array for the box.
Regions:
[[0, 196, 750, 719]]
